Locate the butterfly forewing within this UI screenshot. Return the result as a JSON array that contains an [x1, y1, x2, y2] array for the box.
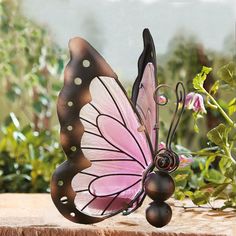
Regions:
[[51, 36, 153, 223]]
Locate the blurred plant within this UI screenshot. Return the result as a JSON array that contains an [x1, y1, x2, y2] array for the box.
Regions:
[[0, 0, 65, 130], [0, 0, 66, 192], [0, 113, 64, 192], [173, 63, 236, 210], [162, 32, 233, 151]]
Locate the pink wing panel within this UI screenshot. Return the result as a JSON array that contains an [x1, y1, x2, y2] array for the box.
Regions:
[[71, 76, 153, 217], [79, 76, 153, 166], [136, 63, 157, 148]]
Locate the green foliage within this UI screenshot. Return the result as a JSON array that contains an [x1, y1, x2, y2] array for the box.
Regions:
[[0, 0, 235, 208], [0, 0, 65, 192], [228, 98, 236, 116], [0, 113, 64, 192], [207, 123, 229, 147], [0, 0, 65, 129], [193, 66, 212, 91], [217, 62, 236, 87], [174, 63, 236, 210]]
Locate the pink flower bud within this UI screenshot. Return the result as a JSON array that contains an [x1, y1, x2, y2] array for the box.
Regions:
[[158, 142, 166, 150], [158, 95, 167, 104], [185, 92, 206, 113], [157, 142, 193, 168], [179, 154, 194, 167]]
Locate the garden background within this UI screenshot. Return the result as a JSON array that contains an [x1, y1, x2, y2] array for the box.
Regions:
[[0, 0, 235, 210]]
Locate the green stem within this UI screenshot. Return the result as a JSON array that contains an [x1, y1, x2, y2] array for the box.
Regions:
[[201, 88, 236, 164], [202, 89, 236, 128]]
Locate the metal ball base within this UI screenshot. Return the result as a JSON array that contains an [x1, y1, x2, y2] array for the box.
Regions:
[[144, 171, 175, 202], [144, 171, 174, 228], [146, 201, 172, 228]]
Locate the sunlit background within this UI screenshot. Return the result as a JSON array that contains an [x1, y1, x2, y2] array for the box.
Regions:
[[0, 0, 235, 201], [22, 0, 236, 82]]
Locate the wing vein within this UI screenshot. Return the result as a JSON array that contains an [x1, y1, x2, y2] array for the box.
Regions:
[[82, 142, 145, 169], [84, 130, 102, 137], [122, 121, 148, 166], [101, 179, 142, 215], [136, 104, 147, 120], [89, 102, 101, 114], [80, 172, 98, 177], [101, 193, 120, 215], [97, 76, 126, 126], [81, 147, 120, 152], [81, 196, 97, 211], [75, 189, 88, 193], [79, 117, 97, 127]]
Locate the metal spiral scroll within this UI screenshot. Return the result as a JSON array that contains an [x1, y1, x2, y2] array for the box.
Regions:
[[153, 82, 186, 173]]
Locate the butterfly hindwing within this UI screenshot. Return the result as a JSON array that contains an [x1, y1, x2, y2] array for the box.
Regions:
[[51, 36, 153, 223]]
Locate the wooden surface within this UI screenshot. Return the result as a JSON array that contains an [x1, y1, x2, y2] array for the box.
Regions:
[[0, 194, 235, 236]]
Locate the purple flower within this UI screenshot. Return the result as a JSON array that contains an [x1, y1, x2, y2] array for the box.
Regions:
[[185, 92, 206, 113]]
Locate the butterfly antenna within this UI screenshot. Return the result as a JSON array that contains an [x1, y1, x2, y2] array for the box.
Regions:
[[153, 82, 185, 172], [166, 82, 185, 150]]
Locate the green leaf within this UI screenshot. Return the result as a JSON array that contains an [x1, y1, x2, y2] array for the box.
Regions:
[[193, 66, 212, 91], [228, 98, 236, 116], [209, 80, 220, 95], [6, 83, 22, 101], [205, 155, 216, 172], [32, 101, 43, 113], [217, 62, 236, 87], [204, 169, 226, 184], [188, 174, 205, 189], [175, 190, 186, 200], [212, 184, 228, 198], [207, 123, 228, 147], [192, 112, 204, 133], [184, 190, 194, 198], [192, 190, 210, 205], [175, 174, 189, 182], [219, 157, 232, 174], [52, 82, 62, 92], [37, 75, 47, 87], [224, 165, 236, 180], [193, 122, 199, 133], [57, 58, 64, 74]]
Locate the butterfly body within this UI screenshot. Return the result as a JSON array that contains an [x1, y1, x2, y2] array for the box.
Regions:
[[51, 29, 185, 227]]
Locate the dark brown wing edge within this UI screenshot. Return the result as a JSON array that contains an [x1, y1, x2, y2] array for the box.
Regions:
[[50, 37, 118, 224], [131, 28, 158, 152], [131, 28, 157, 105]]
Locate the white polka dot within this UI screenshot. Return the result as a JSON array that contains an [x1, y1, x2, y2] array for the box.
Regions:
[[70, 212, 75, 217], [82, 60, 90, 67], [67, 125, 73, 131], [57, 180, 64, 186], [60, 196, 68, 204], [74, 77, 82, 85], [67, 101, 73, 107]]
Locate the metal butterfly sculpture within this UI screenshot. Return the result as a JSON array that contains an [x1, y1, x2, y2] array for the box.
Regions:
[[51, 28, 186, 228]]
